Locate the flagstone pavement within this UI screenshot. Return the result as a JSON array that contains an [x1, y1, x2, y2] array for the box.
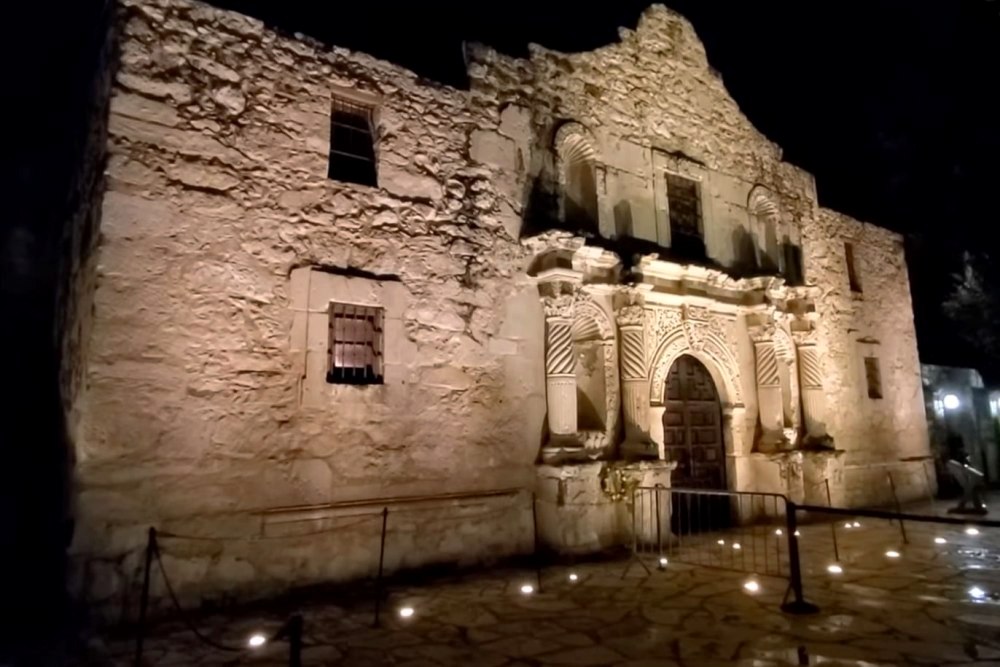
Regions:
[[84, 504, 1000, 666]]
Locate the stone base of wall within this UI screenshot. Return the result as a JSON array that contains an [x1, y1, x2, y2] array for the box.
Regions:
[[534, 460, 673, 554], [842, 458, 936, 508], [71, 490, 533, 623]]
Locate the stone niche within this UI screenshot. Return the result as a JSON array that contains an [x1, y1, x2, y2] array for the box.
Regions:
[[535, 461, 673, 554]]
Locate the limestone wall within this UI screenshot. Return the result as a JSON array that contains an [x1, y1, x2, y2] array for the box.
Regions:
[[74, 0, 544, 612], [803, 209, 931, 505]]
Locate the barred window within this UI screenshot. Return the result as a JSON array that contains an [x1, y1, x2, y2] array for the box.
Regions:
[[328, 97, 377, 187], [864, 356, 882, 399], [327, 303, 384, 385], [666, 174, 702, 240]]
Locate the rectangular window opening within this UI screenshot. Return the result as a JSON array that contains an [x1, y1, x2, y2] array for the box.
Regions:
[[327, 302, 384, 385], [864, 356, 882, 399], [328, 97, 377, 187], [666, 173, 705, 258], [845, 242, 862, 293]]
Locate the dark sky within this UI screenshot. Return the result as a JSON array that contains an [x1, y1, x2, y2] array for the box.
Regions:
[[216, 0, 1000, 372]]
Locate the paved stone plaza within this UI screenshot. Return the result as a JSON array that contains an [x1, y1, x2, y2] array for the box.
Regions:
[[84, 505, 1000, 667]]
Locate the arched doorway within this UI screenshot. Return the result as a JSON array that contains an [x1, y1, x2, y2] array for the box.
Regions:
[[663, 355, 726, 489], [664, 355, 729, 535]]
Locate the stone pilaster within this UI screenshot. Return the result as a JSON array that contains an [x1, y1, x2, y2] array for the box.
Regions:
[[752, 335, 786, 452], [543, 292, 578, 442], [616, 304, 655, 459], [796, 343, 833, 446]]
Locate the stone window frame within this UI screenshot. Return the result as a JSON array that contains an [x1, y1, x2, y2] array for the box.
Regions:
[[863, 356, 883, 399], [327, 88, 382, 188], [651, 150, 712, 251], [290, 267, 408, 407], [844, 241, 863, 294], [326, 302, 385, 385]]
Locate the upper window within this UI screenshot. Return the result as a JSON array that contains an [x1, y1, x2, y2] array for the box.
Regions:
[[328, 97, 377, 187], [327, 302, 384, 385], [666, 174, 705, 257], [864, 356, 882, 399], [845, 242, 862, 293]]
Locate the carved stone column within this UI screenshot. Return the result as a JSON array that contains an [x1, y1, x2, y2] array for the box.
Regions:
[[796, 343, 832, 446], [543, 293, 578, 442], [752, 332, 786, 452], [617, 304, 655, 458]]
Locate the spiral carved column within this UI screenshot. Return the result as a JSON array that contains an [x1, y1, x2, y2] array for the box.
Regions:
[[796, 343, 831, 445], [753, 337, 786, 452], [617, 304, 655, 458], [543, 294, 578, 440]]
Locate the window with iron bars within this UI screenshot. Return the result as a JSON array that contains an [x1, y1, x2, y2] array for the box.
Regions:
[[327, 303, 384, 385], [328, 97, 377, 187]]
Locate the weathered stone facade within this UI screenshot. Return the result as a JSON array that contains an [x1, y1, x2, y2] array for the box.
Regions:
[[71, 0, 931, 611]]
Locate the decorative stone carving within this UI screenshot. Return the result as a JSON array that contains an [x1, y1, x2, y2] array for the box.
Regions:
[[541, 287, 578, 445], [797, 343, 833, 447], [615, 300, 654, 459]]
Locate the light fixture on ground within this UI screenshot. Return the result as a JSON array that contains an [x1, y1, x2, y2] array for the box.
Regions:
[[247, 634, 267, 649], [794, 530, 801, 537], [774, 528, 783, 536], [966, 527, 980, 536], [743, 579, 760, 593], [852, 521, 861, 528], [934, 537, 948, 545], [717, 539, 725, 545], [843, 522, 852, 529], [885, 550, 901, 559], [943, 393, 961, 410], [520, 583, 534, 595], [732, 542, 741, 550], [658, 557, 668, 569], [398, 606, 415, 619], [969, 586, 987, 600], [827, 563, 843, 574], [568, 572, 579, 582]]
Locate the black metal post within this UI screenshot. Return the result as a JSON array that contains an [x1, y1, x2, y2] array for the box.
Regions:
[[287, 614, 303, 667], [780, 502, 819, 615], [373, 507, 388, 627], [886, 472, 909, 544], [531, 493, 542, 592], [824, 479, 840, 562], [134, 527, 156, 667], [654, 485, 663, 559]]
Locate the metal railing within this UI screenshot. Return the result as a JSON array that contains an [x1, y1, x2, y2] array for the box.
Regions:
[[628, 485, 817, 613]]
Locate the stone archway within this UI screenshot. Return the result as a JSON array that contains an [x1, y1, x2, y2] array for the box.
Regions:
[[662, 355, 726, 489]]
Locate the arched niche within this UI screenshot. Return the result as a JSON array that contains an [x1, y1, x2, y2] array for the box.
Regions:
[[571, 297, 619, 456], [554, 122, 599, 234], [748, 185, 782, 273]]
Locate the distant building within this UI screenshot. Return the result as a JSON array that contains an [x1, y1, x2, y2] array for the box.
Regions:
[[68, 0, 932, 610], [922, 364, 999, 493]]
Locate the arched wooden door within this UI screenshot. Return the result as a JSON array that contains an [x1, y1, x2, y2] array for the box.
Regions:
[[662, 355, 726, 490]]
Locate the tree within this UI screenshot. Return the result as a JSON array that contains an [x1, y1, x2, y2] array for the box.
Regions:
[[944, 250, 1000, 379]]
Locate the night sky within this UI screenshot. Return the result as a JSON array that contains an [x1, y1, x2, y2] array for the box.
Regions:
[[213, 0, 1000, 376]]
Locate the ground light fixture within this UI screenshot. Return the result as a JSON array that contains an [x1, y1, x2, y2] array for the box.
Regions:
[[568, 573, 579, 582], [732, 543, 742, 550], [827, 563, 843, 574], [885, 550, 901, 559], [934, 537, 948, 545], [247, 634, 267, 649], [794, 530, 801, 537], [852, 521, 861, 528], [398, 606, 415, 619], [717, 539, 725, 545], [844, 522, 852, 529], [966, 527, 980, 536], [520, 583, 534, 595], [969, 586, 987, 600], [658, 557, 668, 569], [774, 528, 783, 536], [743, 579, 760, 593]]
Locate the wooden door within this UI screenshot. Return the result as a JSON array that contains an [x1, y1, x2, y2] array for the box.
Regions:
[[663, 355, 726, 489]]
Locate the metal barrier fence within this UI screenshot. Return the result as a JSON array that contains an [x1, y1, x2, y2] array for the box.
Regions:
[[629, 485, 817, 613]]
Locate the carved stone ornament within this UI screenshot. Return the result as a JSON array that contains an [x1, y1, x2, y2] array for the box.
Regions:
[[542, 293, 575, 320], [616, 304, 645, 328]]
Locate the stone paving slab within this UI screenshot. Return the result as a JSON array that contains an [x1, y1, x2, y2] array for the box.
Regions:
[[79, 509, 1000, 666]]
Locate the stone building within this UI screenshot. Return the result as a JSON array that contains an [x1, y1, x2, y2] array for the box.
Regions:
[[70, 0, 932, 608]]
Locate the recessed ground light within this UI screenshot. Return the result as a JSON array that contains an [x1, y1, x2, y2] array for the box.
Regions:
[[966, 527, 980, 536], [794, 530, 801, 537], [827, 564, 843, 574], [969, 586, 987, 600], [852, 521, 861, 528], [247, 634, 267, 649], [743, 580, 760, 593], [732, 543, 742, 550], [774, 529, 783, 536], [717, 539, 725, 545], [885, 550, 901, 559], [658, 557, 668, 569], [844, 522, 852, 529], [520, 584, 534, 595], [568, 573, 579, 582], [398, 606, 415, 619], [934, 537, 947, 545]]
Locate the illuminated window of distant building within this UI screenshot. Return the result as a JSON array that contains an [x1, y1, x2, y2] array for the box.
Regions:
[[864, 356, 882, 399], [845, 242, 862, 293], [327, 303, 383, 384], [328, 97, 377, 186]]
